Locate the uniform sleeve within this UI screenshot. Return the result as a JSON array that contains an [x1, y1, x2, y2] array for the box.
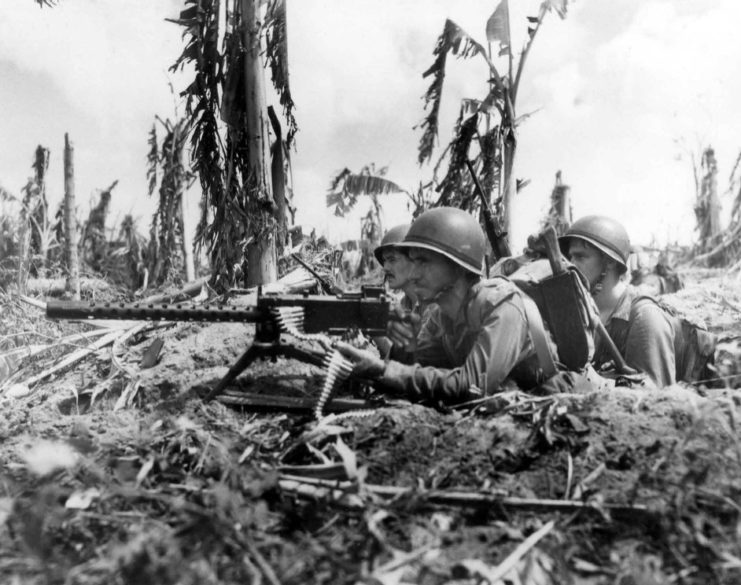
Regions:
[[625, 299, 676, 387], [378, 298, 530, 404]]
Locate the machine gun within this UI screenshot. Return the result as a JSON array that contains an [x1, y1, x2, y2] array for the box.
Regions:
[[46, 286, 390, 402]]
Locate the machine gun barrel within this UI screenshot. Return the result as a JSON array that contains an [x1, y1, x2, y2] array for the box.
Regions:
[[46, 289, 391, 337], [46, 299, 265, 323]]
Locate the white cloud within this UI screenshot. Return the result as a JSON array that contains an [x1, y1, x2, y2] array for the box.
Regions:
[[2, 0, 741, 252]]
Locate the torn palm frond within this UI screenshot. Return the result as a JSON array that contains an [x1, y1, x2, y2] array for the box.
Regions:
[[514, 1, 569, 99], [417, 19, 504, 165], [543, 0, 569, 19], [434, 110, 479, 208], [486, 0, 511, 57], [479, 126, 503, 202], [326, 167, 405, 217]]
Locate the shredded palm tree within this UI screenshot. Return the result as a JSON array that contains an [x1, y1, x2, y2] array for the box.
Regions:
[[146, 117, 193, 287], [169, 0, 296, 290], [416, 1, 570, 248]]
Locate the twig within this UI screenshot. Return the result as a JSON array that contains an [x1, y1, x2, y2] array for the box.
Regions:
[[564, 452, 573, 499], [17, 293, 46, 310], [571, 463, 606, 501], [370, 544, 437, 579], [481, 520, 555, 584], [244, 538, 282, 585]]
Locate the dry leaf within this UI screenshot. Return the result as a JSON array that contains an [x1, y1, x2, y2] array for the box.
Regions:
[[136, 456, 155, 487], [65, 488, 101, 510], [333, 436, 357, 480]]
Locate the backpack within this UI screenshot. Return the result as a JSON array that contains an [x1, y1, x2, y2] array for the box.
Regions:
[[632, 295, 717, 384], [505, 259, 595, 372]]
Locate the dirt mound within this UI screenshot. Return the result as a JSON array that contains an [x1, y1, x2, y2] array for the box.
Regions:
[[2, 273, 741, 583]]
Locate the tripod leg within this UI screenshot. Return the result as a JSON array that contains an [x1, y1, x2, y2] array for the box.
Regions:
[[204, 344, 260, 401]]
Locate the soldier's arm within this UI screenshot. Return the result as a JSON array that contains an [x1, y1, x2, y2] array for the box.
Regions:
[[378, 298, 531, 404]]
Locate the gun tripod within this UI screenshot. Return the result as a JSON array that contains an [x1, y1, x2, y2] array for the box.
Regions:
[[203, 319, 327, 401]]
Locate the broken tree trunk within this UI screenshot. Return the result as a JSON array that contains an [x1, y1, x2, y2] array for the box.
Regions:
[[695, 147, 722, 260], [179, 193, 195, 283], [546, 170, 572, 235], [31, 145, 51, 276], [64, 133, 81, 299], [16, 201, 30, 295], [268, 105, 290, 251], [242, 0, 277, 287]]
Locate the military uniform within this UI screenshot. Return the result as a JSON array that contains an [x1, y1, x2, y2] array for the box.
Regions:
[[595, 286, 676, 387], [379, 279, 555, 404]]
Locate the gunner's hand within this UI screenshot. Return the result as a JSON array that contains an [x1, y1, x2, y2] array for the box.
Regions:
[[335, 342, 386, 378], [387, 307, 421, 352]]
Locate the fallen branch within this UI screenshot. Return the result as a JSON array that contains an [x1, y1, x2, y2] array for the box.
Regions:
[[141, 276, 210, 304], [278, 475, 654, 522], [243, 537, 282, 585], [1, 326, 141, 396], [0, 328, 123, 388], [23, 276, 112, 296]]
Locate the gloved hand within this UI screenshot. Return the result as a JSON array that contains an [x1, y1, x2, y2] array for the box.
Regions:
[[387, 306, 421, 352], [335, 341, 386, 378]]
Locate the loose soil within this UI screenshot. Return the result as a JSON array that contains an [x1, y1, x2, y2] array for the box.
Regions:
[[2, 269, 741, 584]]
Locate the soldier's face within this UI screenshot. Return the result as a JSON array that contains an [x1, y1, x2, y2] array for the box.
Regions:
[[567, 240, 604, 285], [381, 249, 413, 290], [407, 248, 459, 301]]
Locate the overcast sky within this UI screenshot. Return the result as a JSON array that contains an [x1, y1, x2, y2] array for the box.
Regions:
[[1, 0, 740, 252]]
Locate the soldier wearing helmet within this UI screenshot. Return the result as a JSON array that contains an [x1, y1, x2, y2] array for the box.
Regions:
[[560, 215, 676, 386], [374, 224, 418, 309], [337, 207, 559, 404], [372, 224, 423, 359]]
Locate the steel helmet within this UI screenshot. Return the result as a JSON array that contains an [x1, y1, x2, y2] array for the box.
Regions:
[[373, 224, 410, 264], [559, 215, 631, 272], [396, 207, 485, 275]]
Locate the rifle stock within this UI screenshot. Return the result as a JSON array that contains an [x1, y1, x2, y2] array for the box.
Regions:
[[465, 159, 511, 260]]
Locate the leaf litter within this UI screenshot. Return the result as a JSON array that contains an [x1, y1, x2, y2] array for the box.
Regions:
[[1, 270, 741, 583]]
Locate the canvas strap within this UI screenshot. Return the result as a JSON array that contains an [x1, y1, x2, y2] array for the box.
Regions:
[[522, 295, 558, 380]]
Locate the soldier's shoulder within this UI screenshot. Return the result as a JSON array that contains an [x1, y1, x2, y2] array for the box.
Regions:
[[473, 277, 523, 309]]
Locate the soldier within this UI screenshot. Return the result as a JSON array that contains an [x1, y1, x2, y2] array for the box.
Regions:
[[374, 224, 418, 311], [337, 207, 558, 405], [559, 215, 677, 386], [372, 224, 420, 359]]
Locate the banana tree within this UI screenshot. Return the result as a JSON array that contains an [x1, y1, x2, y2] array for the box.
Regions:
[[327, 164, 408, 245], [146, 117, 195, 286], [417, 0, 568, 250], [169, 0, 296, 290]]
